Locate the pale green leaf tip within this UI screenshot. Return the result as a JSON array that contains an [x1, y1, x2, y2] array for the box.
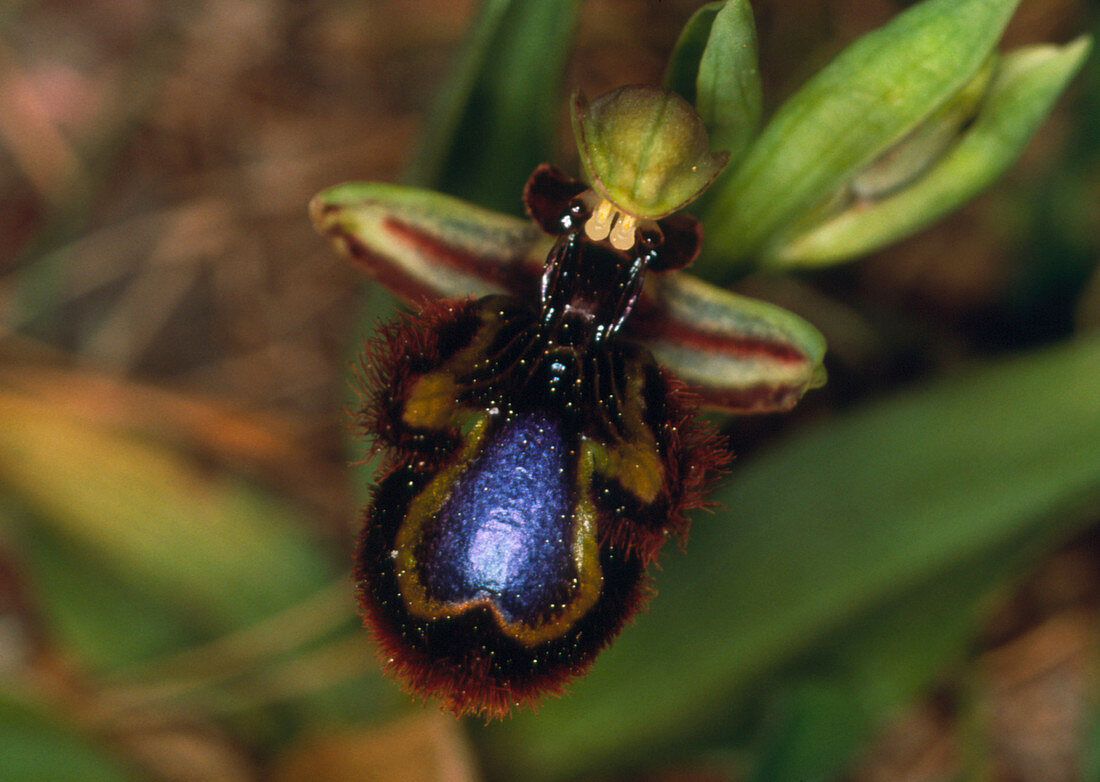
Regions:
[[309, 182, 395, 235], [1062, 33, 1093, 65], [693, 0, 762, 161]]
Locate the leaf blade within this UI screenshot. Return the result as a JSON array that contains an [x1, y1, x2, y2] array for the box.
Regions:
[[404, 0, 580, 213], [693, 0, 763, 166], [769, 37, 1092, 266], [479, 334, 1100, 781], [664, 2, 723, 106], [696, 0, 1024, 278], [0, 689, 136, 782], [0, 389, 338, 668]]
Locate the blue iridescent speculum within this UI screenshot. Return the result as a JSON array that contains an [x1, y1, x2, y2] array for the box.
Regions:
[[395, 410, 603, 646], [425, 413, 574, 622], [351, 86, 737, 717]]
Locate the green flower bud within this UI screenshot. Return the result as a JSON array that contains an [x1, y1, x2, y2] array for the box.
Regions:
[[572, 85, 728, 249]]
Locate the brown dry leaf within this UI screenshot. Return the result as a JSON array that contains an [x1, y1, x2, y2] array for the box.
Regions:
[[268, 712, 478, 782], [846, 700, 957, 782], [849, 544, 1100, 782], [107, 715, 258, 782], [980, 609, 1095, 782], [0, 540, 42, 676], [0, 345, 347, 521]]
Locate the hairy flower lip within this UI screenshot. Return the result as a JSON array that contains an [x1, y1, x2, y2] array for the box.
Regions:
[[353, 280, 729, 716]]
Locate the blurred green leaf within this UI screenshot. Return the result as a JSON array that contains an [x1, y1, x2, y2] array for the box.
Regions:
[[404, 0, 579, 212], [0, 688, 135, 781], [666, 0, 761, 167], [747, 678, 865, 782], [1083, 696, 1100, 781], [848, 54, 997, 202], [696, 0, 1023, 279], [770, 37, 1092, 267], [8, 505, 198, 668], [479, 334, 1100, 781], [0, 391, 338, 668], [744, 495, 1081, 782]]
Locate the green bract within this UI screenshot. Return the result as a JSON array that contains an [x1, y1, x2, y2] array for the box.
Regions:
[[682, 0, 1090, 281], [572, 86, 729, 220], [770, 38, 1092, 266], [665, 0, 762, 169]]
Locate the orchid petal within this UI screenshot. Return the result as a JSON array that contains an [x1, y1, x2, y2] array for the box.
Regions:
[[311, 182, 825, 413], [311, 182, 547, 302], [637, 273, 826, 413]]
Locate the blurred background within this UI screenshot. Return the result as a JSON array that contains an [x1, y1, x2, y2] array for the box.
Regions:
[[0, 0, 1098, 780]]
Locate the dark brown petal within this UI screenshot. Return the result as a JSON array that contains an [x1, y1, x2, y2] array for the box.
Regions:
[[649, 213, 702, 271], [522, 163, 588, 235]]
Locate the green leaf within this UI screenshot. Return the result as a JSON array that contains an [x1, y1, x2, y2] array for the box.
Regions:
[[690, 0, 762, 167], [768, 37, 1092, 267], [7, 505, 199, 668], [747, 678, 866, 782], [665, 2, 722, 105], [0, 688, 136, 781], [745, 499, 1078, 782], [696, 0, 1024, 279], [1083, 693, 1100, 781], [404, 0, 579, 213], [478, 334, 1100, 781], [0, 391, 338, 668], [847, 54, 997, 202]]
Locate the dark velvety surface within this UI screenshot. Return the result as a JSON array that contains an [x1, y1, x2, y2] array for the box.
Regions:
[[357, 456, 647, 716]]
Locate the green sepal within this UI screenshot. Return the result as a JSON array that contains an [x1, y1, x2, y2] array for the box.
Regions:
[[311, 181, 546, 303], [572, 86, 729, 220]]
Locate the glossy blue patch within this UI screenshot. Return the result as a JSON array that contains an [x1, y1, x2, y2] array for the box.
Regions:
[[423, 411, 572, 622]]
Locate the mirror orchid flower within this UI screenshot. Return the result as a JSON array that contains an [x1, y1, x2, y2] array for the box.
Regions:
[[311, 86, 826, 717]]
